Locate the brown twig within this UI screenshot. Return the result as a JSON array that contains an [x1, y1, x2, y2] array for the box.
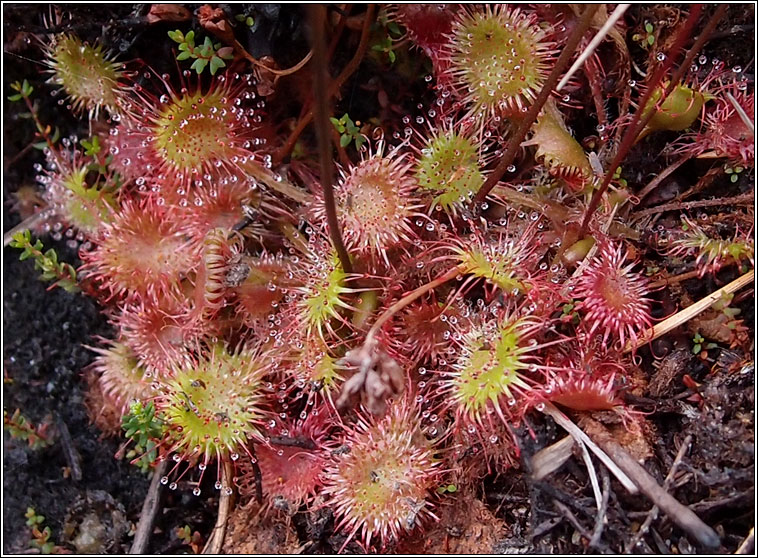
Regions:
[[580, 4, 727, 236], [249, 444, 263, 505], [473, 5, 599, 204], [274, 5, 376, 165], [129, 459, 168, 554], [326, 5, 351, 63], [590, 467, 611, 548], [54, 415, 82, 482], [308, 4, 353, 274], [331, 126, 353, 168], [269, 436, 317, 450], [552, 499, 613, 553], [625, 435, 692, 553], [581, 417, 720, 549], [648, 269, 701, 290], [632, 191, 754, 218], [202, 461, 234, 554], [234, 39, 313, 78]]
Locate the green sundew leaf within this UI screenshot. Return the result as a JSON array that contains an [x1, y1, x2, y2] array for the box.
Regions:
[[209, 55, 226, 75], [176, 50, 192, 61], [191, 58, 208, 74], [340, 134, 351, 147]]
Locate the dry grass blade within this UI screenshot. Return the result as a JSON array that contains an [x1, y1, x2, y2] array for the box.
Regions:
[[626, 269, 755, 353], [556, 4, 631, 92], [540, 403, 638, 494]]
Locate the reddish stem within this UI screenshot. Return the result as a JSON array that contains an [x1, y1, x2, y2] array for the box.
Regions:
[[579, 4, 726, 236], [473, 5, 599, 205], [308, 5, 353, 274], [274, 5, 376, 165]]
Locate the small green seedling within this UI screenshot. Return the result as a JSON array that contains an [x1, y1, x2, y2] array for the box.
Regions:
[[234, 14, 255, 27], [25, 508, 58, 554], [632, 21, 656, 49], [168, 30, 234, 75], [724, 164, 744, 183], [7, 79, 34, 102], [330, 113, 366, 150], [10, 231, 79, 293], [436, 483, 458, 495], [4, 409, 52, 450], [122, 401, 164, 473]]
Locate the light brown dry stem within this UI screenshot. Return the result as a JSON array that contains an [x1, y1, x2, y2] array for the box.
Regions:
[[625, 269, 754, 353]]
